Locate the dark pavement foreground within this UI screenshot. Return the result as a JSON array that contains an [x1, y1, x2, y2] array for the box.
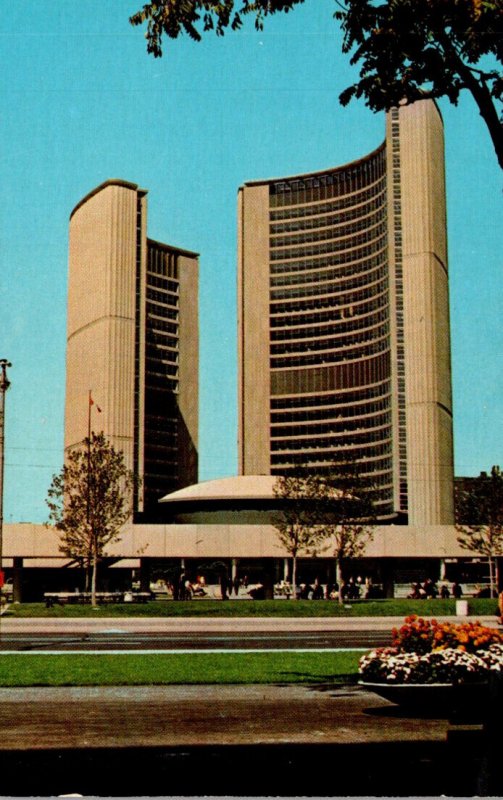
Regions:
[[0, 683, 498, 797]]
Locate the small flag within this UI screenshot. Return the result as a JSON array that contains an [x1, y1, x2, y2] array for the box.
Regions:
[[89, 393, 102, 413]]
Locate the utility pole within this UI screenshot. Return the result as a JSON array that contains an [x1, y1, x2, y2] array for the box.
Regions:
[[0, 359, 12, 588]]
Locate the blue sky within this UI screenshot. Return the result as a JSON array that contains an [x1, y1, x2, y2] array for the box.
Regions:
[[1, 0, 501, 523]]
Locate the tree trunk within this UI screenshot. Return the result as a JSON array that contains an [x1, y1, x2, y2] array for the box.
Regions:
[[91, 544, 98, 607], [336, 558, 343, 604], [84, 558, 91, 593], [488, 555, 495, 599], [292, 556, 298, 600]]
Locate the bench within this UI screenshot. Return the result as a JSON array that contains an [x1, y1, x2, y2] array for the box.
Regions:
[[43, 591, 151, 607]]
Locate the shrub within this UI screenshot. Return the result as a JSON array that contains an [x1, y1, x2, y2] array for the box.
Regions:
[[391, 614, 503, 654], [360, 615, 503, 685]]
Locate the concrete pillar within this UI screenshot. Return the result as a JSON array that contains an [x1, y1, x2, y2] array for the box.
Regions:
[[262, 560, 275, 600], [380, 559, 395, 599], [439, 559, 447, 581], [283, 558, 289, 582], [231, 558, 238, 582], [139, 558, 151, 592], [12, 557, 23, 603]]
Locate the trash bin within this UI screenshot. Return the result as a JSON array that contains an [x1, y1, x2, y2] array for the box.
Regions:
[[124, 591, 133, 603], [456, 599, 469, 616]]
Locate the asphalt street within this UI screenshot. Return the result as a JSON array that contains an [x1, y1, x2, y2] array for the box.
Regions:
[[0, 614, 498, 652], [0, 629, 389, 651]]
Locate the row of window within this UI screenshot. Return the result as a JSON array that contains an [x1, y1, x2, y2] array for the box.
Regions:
[[271, 412, 392, 439], [270, 194, 386, 234], [146, 330, 178, 350], [271, 444, 392, 466], [270, 209, 386, 249], [146, 314, 178, 336], [271, 396, 390, 424], [146, 273, 179, 294], [271, 381, 391, 409], [270, 336, 389, 370], [270, 459, 393, 485], [146, 287, 179, 307], [270, 259, 386, 290], [270, 353, 391, 395], [145, 374, 178, 392], [144, 430, 178, 448], [270, 274, 387, 304], [270, 322, 390, 356], [269, 175, 386, 222], [270, 225, 387, 262], [147, 244, 179, 279], [270, 289, 388, 322], [269, 150, 386, 206], [270, 307, 388, 341], [270, 238, 387, 274], [146, 300, 179, 322]]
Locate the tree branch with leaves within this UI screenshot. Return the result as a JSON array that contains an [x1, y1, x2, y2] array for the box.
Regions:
[[455, 465, 503, 598], [130, 0, 503, 169], [46, 433, 137, 606], [314, 457, 376, 602], [272, 468, 330, 597]]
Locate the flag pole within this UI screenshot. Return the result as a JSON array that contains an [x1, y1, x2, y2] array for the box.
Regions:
[[87, 391, 92, 524], [0, 360, 12, 599], [86, 391, 92, 593]]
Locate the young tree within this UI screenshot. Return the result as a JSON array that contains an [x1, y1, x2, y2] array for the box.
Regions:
[[46, 433, 137, 606], [129, 0, 503, 169], [316, 457, 376, 602], [455, 465, 503, 598], [272, 468, 330, 598]]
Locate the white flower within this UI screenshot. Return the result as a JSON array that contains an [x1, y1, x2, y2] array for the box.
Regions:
[[359, 646, 490, 684]]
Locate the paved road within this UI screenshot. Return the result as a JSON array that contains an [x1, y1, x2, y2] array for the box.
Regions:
[[0, 629, 390, 651], [0, 614, 498, 652]]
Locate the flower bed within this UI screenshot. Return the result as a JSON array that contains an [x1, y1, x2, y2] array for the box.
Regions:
[[359, 615, 503, 685]]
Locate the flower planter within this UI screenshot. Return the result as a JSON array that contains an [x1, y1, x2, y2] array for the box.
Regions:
[[359, 680, 489, 712]]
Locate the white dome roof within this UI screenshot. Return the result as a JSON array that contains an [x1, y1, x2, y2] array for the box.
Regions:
[[159, 475, 277, 503]]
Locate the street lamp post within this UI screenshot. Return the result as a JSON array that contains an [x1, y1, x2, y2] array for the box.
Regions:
[[0, 359, 12, 586]]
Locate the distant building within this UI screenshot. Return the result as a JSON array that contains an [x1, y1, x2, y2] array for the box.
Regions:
[[65, 179, 198, 517], [238, 100, 454, 525]]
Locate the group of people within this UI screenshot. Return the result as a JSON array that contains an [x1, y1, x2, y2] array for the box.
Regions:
[[296, 576, 382, 601], [169, 572, 252, 600], [220, 574, 249, 600], [171, 573, 209, 600], [407, 579, 463, 600]]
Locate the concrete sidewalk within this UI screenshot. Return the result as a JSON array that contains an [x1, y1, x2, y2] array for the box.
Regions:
[[0, 682, 496, 796], [0, 683, 448, 750]]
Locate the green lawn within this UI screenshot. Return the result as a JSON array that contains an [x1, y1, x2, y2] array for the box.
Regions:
[[0, 650, 361, 687], [3, 598, 498, 618]]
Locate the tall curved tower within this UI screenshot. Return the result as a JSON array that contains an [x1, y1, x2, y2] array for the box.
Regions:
[[238, 100, 454, 525], [65, 179, 198, 517]]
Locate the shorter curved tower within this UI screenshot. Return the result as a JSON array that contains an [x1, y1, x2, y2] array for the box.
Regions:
[[66, 179, 198, 516], [238, 100, 454, 525]]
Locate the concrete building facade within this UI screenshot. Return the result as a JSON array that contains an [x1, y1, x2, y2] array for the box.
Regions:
[[65, 179, 199, 517], [238, 100, 454, 526]]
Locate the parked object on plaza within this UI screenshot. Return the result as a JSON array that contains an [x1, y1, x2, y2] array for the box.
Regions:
[[248, 583, 265, 600]]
